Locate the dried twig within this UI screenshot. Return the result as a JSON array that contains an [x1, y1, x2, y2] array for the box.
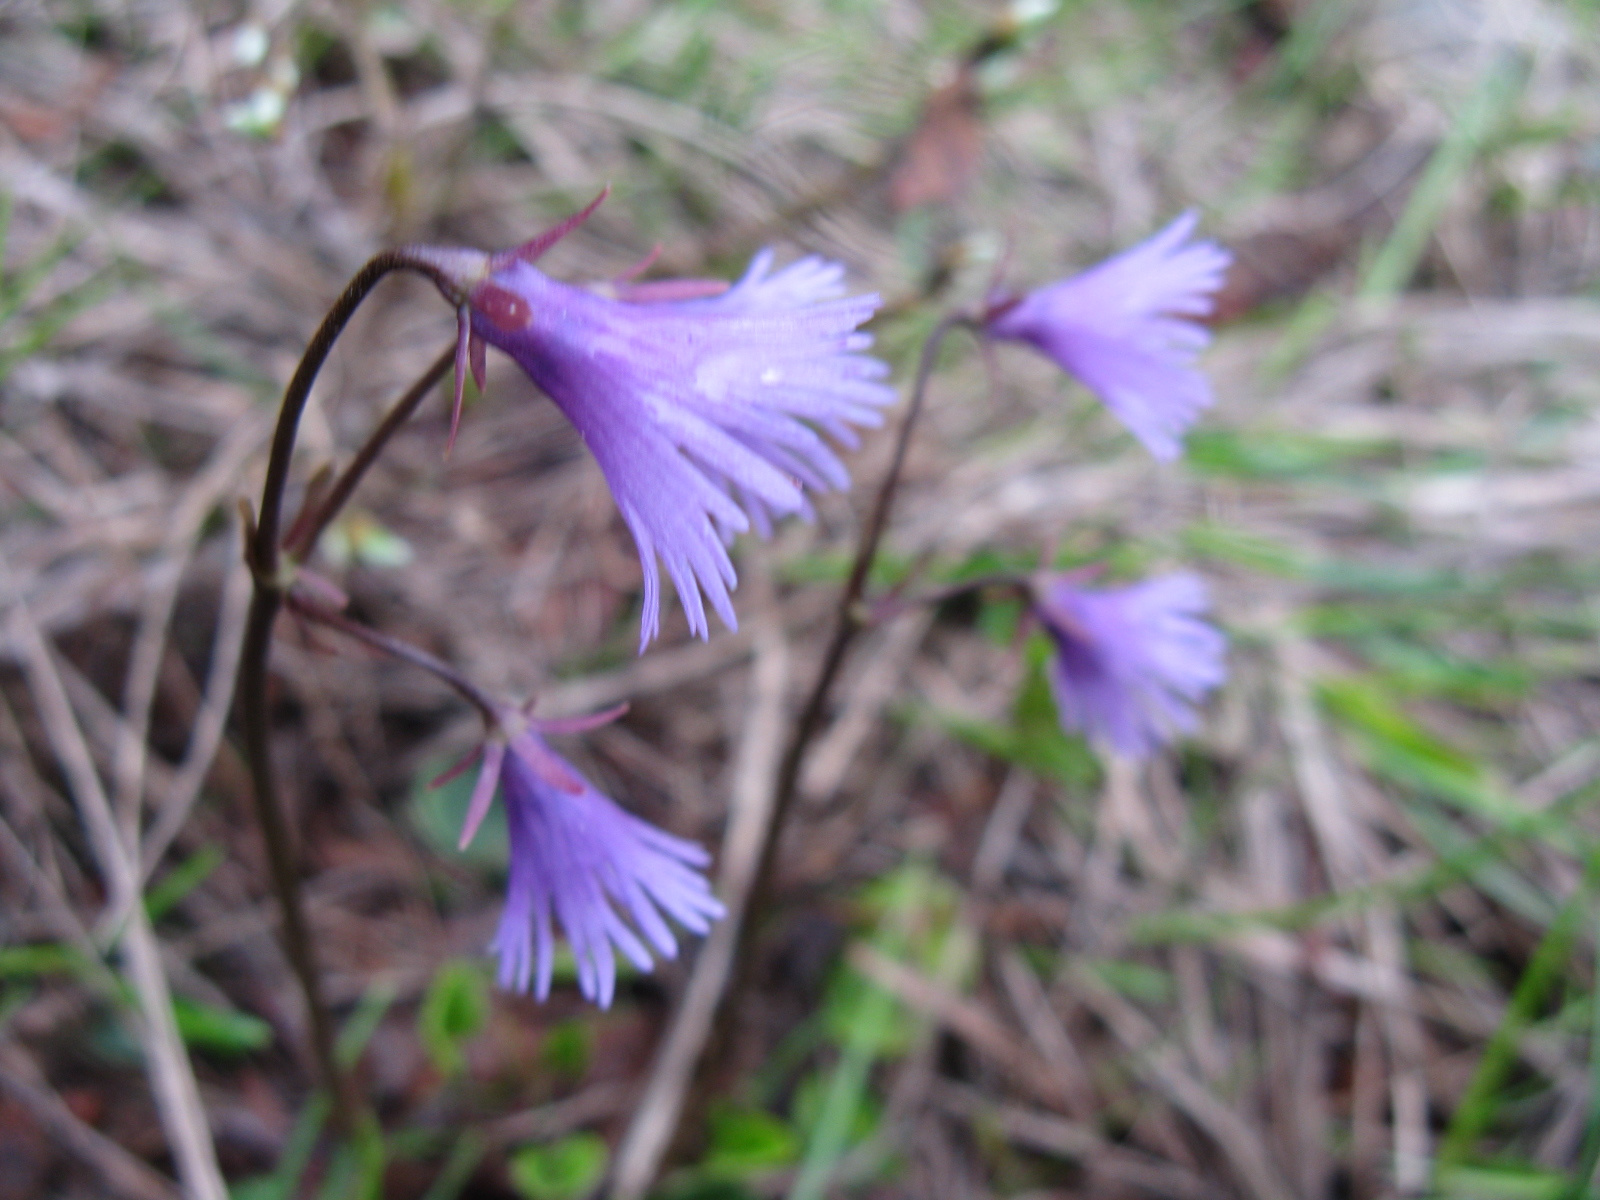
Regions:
[[3, 564, 227, 1200], [0, 1042, 179, 1200], [1277, 635, 1430, 1194], [139, 549, 254, 874], [609, 601, 791, 1200], [1071, 966, 1294, 1200], [110, 414, 270, 848]]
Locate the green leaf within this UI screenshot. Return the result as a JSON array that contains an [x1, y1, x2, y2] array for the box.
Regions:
[[819, 967, 911, 1059], [351, 519, 415, 569], [704, 1106, 800, 1177], [418, 959, 488, 1076], [1182, 522, 1313, 578], [319, 512, 414, 570], [1313, 676, 1529, 825], [145, 844, 224, 922], [509, 1134, 609, 1200], [791, 864, 941, 1200], [1011, 645, 1102, 787], [1317, 677, 1478, 775], [776, 549, 914, 589], [1083, 958, 1174, 1006], [976, 594, 1022, 645], [1359, 57, 1525, 302], [0, 943, 84, 979], [316, 1112, 385, 1200], [541, 1019, 591, 1080], [418, 1131, 485, 1200], [1185, 428, 1397, 481], [1306, 560, 1465, 598], [229, 1093, 330, 1200], [1434, 1163, 1567, 1200], [1360, 637, 1532, 708], [337, 979, 398, 1069], [651, 1180, 758, 1200], [171, 995, 272, 1056]]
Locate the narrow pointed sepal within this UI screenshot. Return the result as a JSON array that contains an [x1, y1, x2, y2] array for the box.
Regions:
[[468, 331, 487, 392], [447, 305, 472, 456], [492, 186, 610, 270], [458, 740, 506, 851], [530, 702, 630, 736]]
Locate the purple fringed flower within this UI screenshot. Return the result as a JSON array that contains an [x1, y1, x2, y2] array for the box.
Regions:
[[457, 709, 724, 1008], [1031, 571, 1226, 758], [415, 194, 894, 650], [986, 212, 1231, 461]]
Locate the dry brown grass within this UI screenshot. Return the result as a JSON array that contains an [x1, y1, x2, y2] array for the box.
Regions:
[[4, 1, 1600, 1198]]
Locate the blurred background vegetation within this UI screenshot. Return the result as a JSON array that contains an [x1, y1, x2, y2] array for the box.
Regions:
[[3, 0, 1600, 1198]]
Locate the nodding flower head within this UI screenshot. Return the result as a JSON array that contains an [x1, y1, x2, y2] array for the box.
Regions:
[[985, 212, 1230, 461], [454, 703, 724, 1008], [1029, 570, 1226, 758], [413, 191, 895, 650]]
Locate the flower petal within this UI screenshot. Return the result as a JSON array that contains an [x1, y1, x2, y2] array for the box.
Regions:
[[1033, 571, 1226, 757], [988, 213, 1230, 460], [466, 250, 893, 649], [490, 732, 722, 1008]]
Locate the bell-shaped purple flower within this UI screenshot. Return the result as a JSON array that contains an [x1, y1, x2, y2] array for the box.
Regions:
[[415, 196, 894, 650], [457, 709, 724, 1008], [1031, 571, 1226, 758], [986, 212, 1230, 461]]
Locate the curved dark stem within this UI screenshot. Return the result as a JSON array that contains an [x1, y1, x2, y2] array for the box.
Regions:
[[744, 312, 970, 940], [236, 251, 460, 1130], [254, 252, 460, 576], [287, 594, 500, 723], [284, 344, 455, 563], [236, 587, 347, 1108]]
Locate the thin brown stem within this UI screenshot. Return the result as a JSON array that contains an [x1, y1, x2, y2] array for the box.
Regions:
[[284, 344, 455, 562], [287, 593, 500, 722], [253, 252, 459, 577], [235, 250, 462, 1129], [745, 312, 969, 941], [236, 585, 351, 1117], [667, 316, 971, 1160]]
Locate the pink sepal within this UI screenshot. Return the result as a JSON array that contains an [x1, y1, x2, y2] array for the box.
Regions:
[[491, 187, 610, 270], [458, 741, 505, 850], [291, 568, 350, 611], [430, 744, 482, 790], [532, 702, 630, 736], [447, 307, 471, 456], [615, 244, 663, 284]]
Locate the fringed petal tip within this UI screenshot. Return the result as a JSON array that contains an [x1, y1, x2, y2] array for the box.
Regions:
[[489, 731, 722, 1007], [464, 234, 889, 650], [457, 740, 505, 851], [986, 213, 1228, 461], [1033, 571, 1226, 758], [492, 186, 611, 271]]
